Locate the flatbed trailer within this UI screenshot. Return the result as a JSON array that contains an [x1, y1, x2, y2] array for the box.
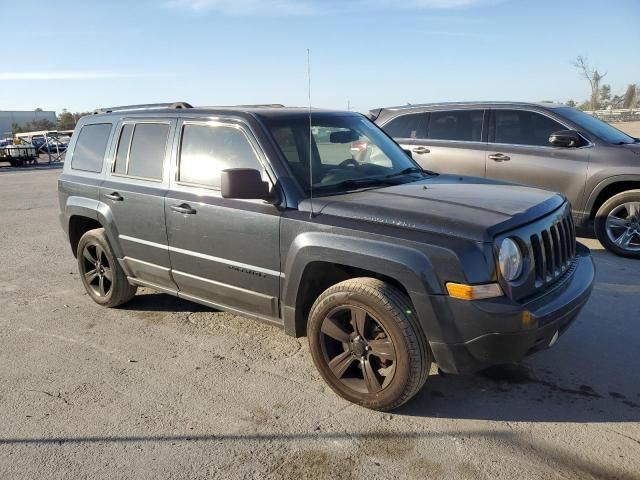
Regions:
[[0, 144, 38, 166]]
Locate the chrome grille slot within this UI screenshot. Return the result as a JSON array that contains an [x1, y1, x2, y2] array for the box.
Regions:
[[530, 234, 544, 281], [541, 230, 554, 276], [530, 209, 576, 288]]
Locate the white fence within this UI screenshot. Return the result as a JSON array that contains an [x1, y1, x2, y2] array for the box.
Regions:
[[584, 108, 640, 122]]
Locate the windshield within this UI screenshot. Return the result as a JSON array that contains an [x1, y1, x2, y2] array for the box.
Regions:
[[556, 107, 636, 145], [266, 114, 427, 195]]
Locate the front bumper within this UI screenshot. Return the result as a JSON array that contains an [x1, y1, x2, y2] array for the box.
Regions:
[[429, 242, 594, 374]]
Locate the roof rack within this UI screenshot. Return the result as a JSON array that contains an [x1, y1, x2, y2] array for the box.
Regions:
[[92, 102, 193, 115], [240, 104, 285, 108]]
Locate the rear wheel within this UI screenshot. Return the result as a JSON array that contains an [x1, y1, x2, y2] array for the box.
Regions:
[[77, 228, 137, 307], [307, 278, 430, 411], [595, 190, 640, 258]]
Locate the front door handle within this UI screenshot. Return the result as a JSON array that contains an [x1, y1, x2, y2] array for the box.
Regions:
[[170, 203, 197, 215], [488, 153, 510, 162], [412, 146, 430, 154], [105, 192, 123, 201]]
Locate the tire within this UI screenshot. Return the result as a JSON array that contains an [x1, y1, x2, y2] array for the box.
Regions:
[[307, 278, 430, 411], [77, 228, 137, 307], [595, 189, 640, 259]]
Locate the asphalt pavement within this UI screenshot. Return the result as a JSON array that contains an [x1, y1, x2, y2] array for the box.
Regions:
[[0, 169, 638, 479]]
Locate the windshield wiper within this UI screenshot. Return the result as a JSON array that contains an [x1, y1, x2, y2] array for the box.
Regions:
[[384, 166, 438, 179], [313, 177, 400, 192]]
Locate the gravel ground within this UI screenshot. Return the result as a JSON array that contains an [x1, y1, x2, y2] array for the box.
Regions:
[[0, 169, 638, 480], [613, 121, 640, 137]]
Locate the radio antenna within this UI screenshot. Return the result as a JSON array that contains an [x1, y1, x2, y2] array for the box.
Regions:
[[307, 48, 314, 219]]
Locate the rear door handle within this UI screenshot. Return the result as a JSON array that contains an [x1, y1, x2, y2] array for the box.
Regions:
[[488, 153, 510, 161], [105, 192, 123, 201], [170, 203, 197, 215], [412, 146, 430, 154]]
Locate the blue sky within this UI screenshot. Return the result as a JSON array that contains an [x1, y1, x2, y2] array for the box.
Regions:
[[1, 0, 638, 113]]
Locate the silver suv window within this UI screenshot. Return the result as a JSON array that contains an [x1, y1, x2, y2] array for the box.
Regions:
[[71, 123, 112, 173], [493, 110, 564, 147], [178, 123, 262, 189], [112, 123, 169, 180], [427, 110, 483, 142]]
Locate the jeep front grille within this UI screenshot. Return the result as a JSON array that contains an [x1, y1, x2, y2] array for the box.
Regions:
[[529, 212, 576, 288]]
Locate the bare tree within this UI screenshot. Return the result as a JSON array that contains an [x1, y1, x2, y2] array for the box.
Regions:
[[573, 56, 607, 110]]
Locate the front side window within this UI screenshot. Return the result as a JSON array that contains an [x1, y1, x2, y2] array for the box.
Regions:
[[555, 107, 635, 145], [178, 124, 263, 189], [494, 110, 565, 147], [427, 110, 483, 142], [383, 113, 427, 139], [71, 123, 112, 173], [266, 114, 427, 195], [112, 123, 169, 180]]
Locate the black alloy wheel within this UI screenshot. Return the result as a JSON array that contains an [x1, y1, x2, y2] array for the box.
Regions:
[[319, 304, 397, 394]]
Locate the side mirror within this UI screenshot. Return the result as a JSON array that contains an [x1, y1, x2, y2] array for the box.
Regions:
[[403, 148, 413, 158], [549, 130, 582, 148], [221, 168, 272, 201]]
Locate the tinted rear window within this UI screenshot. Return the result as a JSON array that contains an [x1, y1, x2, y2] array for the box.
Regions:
[[427, 110, 483, 142], [71, 123, 112, 173], [126, 123, 169, 180], [383, 113, 427, 139]]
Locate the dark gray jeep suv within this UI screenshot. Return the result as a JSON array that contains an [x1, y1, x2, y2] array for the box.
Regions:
[[59, 102, 594, 410], [372, 102, 640, 258]]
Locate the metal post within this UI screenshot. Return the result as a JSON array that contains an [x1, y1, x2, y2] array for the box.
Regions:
[[46, 135, 52, 164]]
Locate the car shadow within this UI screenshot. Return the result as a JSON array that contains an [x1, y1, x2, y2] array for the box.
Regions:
[[397, 361, 640, 423], [118, 292, 216, 313]]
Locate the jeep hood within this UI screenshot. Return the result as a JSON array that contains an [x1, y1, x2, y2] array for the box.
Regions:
[[298, 175, 565, 242]]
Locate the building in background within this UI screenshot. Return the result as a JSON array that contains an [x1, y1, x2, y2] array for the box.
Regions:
[[0, 110, 56, 138]]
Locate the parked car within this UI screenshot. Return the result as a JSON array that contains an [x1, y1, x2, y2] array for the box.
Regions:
[[372, 102, 640, 258], [32, 136, 68, 153], [58, 102, 594, 410]]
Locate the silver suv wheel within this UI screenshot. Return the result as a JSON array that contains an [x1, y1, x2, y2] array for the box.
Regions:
[[605, 202, 640, 252]]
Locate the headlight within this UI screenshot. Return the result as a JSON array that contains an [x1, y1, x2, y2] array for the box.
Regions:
[[498, 238, 523, 281]]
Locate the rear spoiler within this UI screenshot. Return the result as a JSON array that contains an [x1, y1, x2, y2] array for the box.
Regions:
[[368, 108, 383, 121]]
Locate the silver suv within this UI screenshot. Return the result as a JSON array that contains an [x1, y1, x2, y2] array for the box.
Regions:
[[372, 102, 640, 258]]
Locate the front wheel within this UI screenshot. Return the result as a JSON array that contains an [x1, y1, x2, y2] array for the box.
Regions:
[[595, 190, 640, 258], [77, 228, 137, 307], [307, 278, 430, 411]]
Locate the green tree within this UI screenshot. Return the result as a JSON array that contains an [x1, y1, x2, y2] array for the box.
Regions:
[[577, 101, 591, 111], [11, 118, 56, 133], [566, 99, 576, 107], [610, 94, 624, 109], [56, 109, 90, 130]]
